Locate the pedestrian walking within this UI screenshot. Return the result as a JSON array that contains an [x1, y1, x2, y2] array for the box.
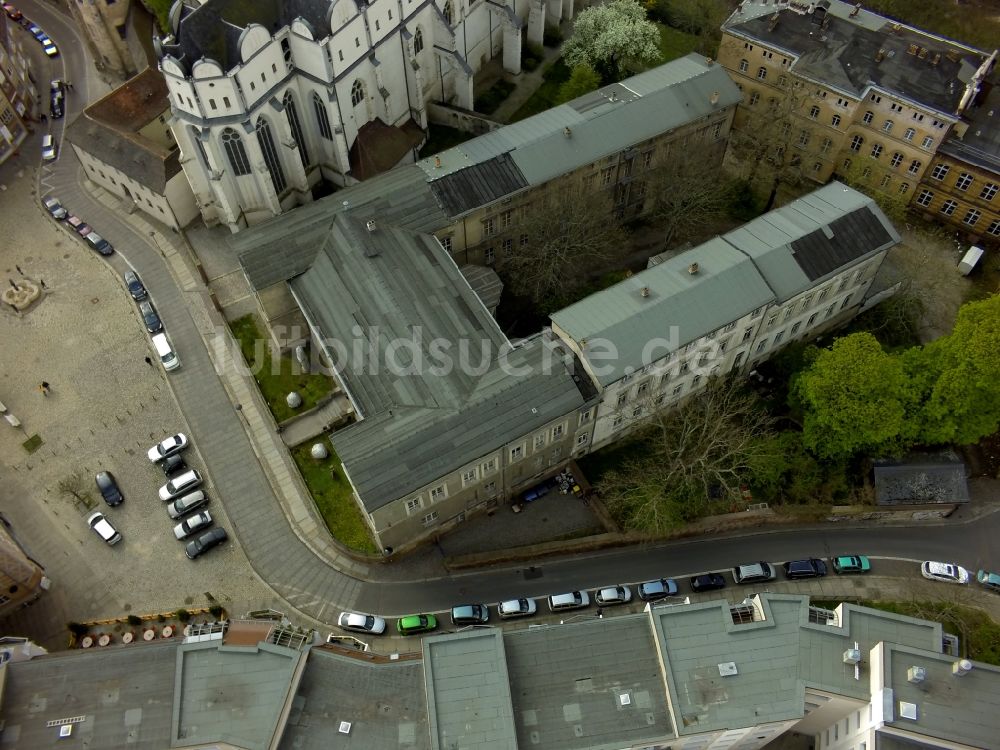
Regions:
[[40, 279, 46, 289], [39, 113, 46, 123], [15, 264, 23, 275], [144, 356, 152, 366], [38, 383, 48, 396]]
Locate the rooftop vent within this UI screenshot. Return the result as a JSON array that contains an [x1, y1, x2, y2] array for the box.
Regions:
[[618, 692, 632, 707], [953, 659, 973, 677], [710, 90, 720, 105], [718, 662, 739, 676], [564, 126, 572, 137], [849, 2, 861, 17], [434, 156, 442, 168], [907, 43, 919, 55], [875, 48, 886, 63], [688, 262, 700, 275], [907, 666, 926, 684], [899, 702, 918, 721], [58, 726, 73, 739], [640, 286, 650, 298], [843, 648, 861, 665], [931, 53, 941, 66], [918, 47, 928, 60], [366, 219, 376, 233], [338, 721, 352, 734]]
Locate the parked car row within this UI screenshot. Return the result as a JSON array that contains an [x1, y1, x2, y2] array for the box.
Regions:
[[123, 268, 181, 371], [5, 6, 60, 57], [920, 560, 1000, 593], [42, 196, 114, 256], [148, 434, 227, 559]]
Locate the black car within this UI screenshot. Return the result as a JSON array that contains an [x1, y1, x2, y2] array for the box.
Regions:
[[49, 82, 64, 119], [161, 453, 188, 477], [95, 471, 123, 507], [690, 573, 727, 592], [185, 527, 227, 559], [784, 558, 828, 579], [124, 270, 147, 301], [450, 604, 490, 626], [139, 300, 162, 333]]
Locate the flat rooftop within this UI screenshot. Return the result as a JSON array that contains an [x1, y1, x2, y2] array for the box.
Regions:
[[503, 615, 673, 750]]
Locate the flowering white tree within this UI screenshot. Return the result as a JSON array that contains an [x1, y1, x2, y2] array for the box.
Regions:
[[563, 0, 661, 81]]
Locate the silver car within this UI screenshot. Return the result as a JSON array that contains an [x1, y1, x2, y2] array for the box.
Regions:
[[148, 433, 189, 463], [173, 511, 213, 540], [594, 585, 633, 606], [498, 598, 537, 619], [159, 469, 202, 501], [337, 611, 387, 634]]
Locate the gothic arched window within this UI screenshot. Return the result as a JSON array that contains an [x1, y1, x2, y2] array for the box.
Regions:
[[221, 127, 250, 176], [414, 27, 424, 55], [312, 91, 333, 140], [351, 79, 364, 107], [283, 91, 309, 167], [255, 117, 286, 194]]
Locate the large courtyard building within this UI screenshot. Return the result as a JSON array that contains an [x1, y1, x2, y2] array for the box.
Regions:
[[1, 595, 997, 749], [718, 0, 999, 245], [0, 14, 36, 166], [154, 0, 569, 231]]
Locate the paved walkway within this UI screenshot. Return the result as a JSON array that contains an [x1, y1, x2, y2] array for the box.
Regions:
[[279, 394, 354, 447]]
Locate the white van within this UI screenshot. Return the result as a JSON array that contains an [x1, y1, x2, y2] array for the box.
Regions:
[[151, 332, 179, 371]]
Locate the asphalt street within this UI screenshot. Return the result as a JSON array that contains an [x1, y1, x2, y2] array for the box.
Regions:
[[3, 1, 999, 639]]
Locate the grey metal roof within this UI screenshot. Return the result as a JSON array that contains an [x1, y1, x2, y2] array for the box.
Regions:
[[725, 0, 988, 114], [883, 643, 1000, 748], [873, 452, 970, 505], [0, 642, 177, 750], [460, 265, 504, 312], [417, 54, 742, 204], [428, 153, 528, 216], [278, 647, 430, 750], [502, 615, 673, 750], [423, 629, 516, 750], [175, 640, 302, 749], [938, 83, 1000, 174], [330, 336, 584, 511], [235, 165, 449, 290], [652, 594, 941, 735], [725, 182, 900, 301], [550, 238, 775, 387]]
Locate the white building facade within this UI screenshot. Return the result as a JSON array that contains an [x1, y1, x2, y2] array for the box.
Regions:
[[157, 0, 561, 231]]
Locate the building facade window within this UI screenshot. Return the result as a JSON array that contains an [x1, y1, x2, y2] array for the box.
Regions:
[[312, 92, 333, 140], [351, 79, 365, 106], [955, 172, 973, 191], [921, 135, 934, 148], [988, 219, 1000, 236], [430, 485, 447, 501], [422, 511, 438, 526], [930, 163, 949, 180], [256, 118, 287, 194], [510, 445, 523, 461], [870, 143, 883, 159], [831, 114, 841, 127], [221, 127, 251, 176], [882, 119, 893, 133], [916, 188, 934, 206], [908, 159, 922, 175], [283, 92, 310, 168], [862, 111, 873, 124], [748, 91, 759, 106], [484, 246, 495, 264], [889, 152, 903, 168], [849, 135, 863, 151], [820, 137, 832, 154], [809, 105, 819, 119], [963, 208, 981, 226], [406, 496, 422, 514], [940, 199, 958, 216], [980, 182, 998, 201], [757, 67, 766, 80], [903, 127, 915, 141], [739, 58, 748, 72], [414, 27, 424, 54]]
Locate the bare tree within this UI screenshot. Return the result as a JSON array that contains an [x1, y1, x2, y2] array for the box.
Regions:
[[58, 473, 97, 511], [598, 377, 778, 534], [646, 140, 732, 250], [500, 188, 628, 307]]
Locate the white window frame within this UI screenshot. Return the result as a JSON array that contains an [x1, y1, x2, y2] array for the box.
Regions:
[[430, 485, 447, 502], [422, 511, 439, 527], [461, 469, 478, 486], [482, 457, 498, 474], [405, 496, 423, 515], [551, 423, 565, 441], [510, 444, 524, 462]]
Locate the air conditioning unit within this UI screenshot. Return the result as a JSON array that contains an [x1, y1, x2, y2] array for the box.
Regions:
[[907, 666, 926, 684], [843, 648, 861, 665]]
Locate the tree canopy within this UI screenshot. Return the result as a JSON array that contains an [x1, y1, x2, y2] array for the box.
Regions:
[[562, 0, 661, 81], [557, 64, 602, 104]]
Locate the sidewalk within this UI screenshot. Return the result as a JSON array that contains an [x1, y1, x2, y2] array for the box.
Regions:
[[279, 393, 354, 448]]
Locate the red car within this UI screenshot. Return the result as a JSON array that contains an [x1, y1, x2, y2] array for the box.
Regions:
[[3, 4, 22, 20], [66, 215, 92, 236]]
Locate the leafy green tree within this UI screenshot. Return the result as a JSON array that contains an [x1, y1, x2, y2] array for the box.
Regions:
[[563, 0, 661, 82], [910, 294, 1000, 445], [793, 333, 918, 459], [557, 64, 602, 104]]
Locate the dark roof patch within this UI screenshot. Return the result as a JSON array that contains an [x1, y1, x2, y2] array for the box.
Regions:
[[428, 154, 528, 217], [790, 206, 893, 281]]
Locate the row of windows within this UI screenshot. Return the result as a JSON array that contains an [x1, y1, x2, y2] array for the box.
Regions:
[[916, 189, 1000, 232], [756, 299, 847, 353], [929, 165, 998, 200]]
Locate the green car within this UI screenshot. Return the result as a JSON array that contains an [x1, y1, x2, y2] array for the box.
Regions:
[[396, 614, 438, 636], [832, 555, 871, 574]]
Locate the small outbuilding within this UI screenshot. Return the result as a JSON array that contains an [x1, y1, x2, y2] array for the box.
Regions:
[[873, 451, 970, 506]]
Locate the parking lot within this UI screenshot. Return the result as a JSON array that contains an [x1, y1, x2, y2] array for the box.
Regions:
[[0, 166, 284, 649]]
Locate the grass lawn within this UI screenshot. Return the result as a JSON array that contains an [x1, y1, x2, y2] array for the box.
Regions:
[[511, 58, 571, 122], [655, 24, 700, 65], [229, 315, 334, 423], [291, 441, 379, 554], [418, 125, 476, 158]]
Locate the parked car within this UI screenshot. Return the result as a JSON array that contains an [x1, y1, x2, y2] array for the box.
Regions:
[[66, 215, 91, 236], [832, 555, 871, 574], [43, 196, 67, 220], [49, 83, 63, 119], [548, 591, 590, 612], [124, 270, 147, 300], [166, 490, 208, 520], [732, 562, 776, 585], [594, 585, 632, 606], [396, 614, 438, 636], [637, 578, 678, 601], [690, 573, 727, 592], [147, 433, 189, 462], [42, 40, 58, 57], [161, 453, 188, 477], [498, 598, 537, 619], [159, 469, 202, 501], [173, 510, 213, 540], [139, 300, 162, 333], [920, 561, 970, 585], [41, 133, 56, 161], [95, 471, 123, 507], [27, 23, 41, 36], [450, 604, 489, 626], [337, 611, 386, 635], [2, 5, 22, 20], [783, 558, 828, 579], [185, 527, 227, 559], [976, 570, 1000, 593], [84, 231, 113, 256], [87, 511, 121, 545]]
